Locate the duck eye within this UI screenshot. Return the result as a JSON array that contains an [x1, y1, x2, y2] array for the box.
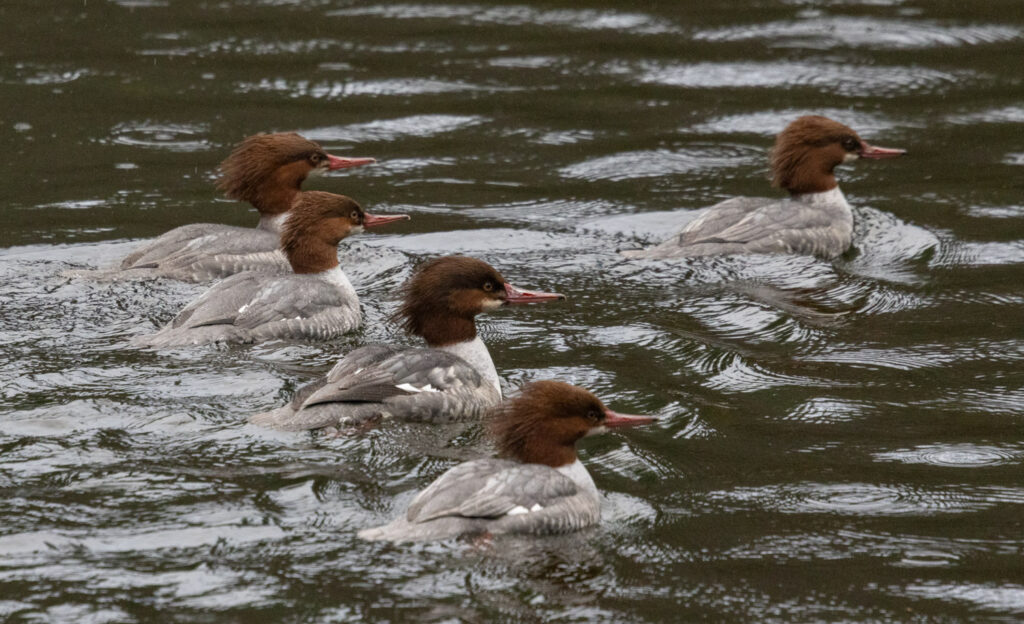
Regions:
[[483, 282, 494, 292], [351, 210, 360, 220], [841, 137, 859, 152], [588, 410, 601, 422]]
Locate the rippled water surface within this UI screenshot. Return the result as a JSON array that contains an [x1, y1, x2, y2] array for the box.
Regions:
[[2, 0, 1023, 621]]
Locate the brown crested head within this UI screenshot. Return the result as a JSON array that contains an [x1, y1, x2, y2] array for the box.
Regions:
[[280, 191, 365, 274], [392, 256, 509, 346], [216, 132, 334, 216], [489, 381, 655, 467], [769, 115, 904, 195]]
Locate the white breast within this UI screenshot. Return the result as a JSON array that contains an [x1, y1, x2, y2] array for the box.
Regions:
[[439, 336, 501, 397], [318, 266, 358, 302], [556, 459, 598, 499]]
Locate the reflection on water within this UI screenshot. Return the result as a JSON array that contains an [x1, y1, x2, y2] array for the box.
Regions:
[[1, 0, 1024, 620]]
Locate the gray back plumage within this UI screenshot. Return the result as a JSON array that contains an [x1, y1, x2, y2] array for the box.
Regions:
[[119, 224, 280, 280], [133, 270, 360, 347], [250, 344, 501, 430], [358, 459, 602, 542], [624, 194, 854, 260]]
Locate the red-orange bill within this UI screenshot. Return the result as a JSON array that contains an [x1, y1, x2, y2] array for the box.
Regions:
[[859, 143, 906, 159], [504, 283, 566, 304], [603, 409, 657, 427], [327, 154, 377, 170], [363, 213, 410, 228]]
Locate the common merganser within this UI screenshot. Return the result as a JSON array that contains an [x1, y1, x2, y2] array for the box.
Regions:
[[249, 256, 565, 430], [131, 192, 408, 347], [358, 380, 655, 542], [621, 116, 906, 260], [117, 132, 375, 282]]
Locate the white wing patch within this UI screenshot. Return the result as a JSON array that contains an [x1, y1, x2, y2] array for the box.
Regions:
[[396, 383, 440, 393], [506, 503, 544, 516]]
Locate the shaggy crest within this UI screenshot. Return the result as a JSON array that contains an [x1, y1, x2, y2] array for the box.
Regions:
[[392, 256, 507, 346], [770, 116, 862, 194], [489, 381, 607, 467], [216, 132, 327, 213]]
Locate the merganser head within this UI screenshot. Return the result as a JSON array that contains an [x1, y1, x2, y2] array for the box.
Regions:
[[770, 116, 905, 195], [490, 381, 655, 467], [281, 191, 408, 274], [394, 256, 565, 347], [216, 132, 375, 216]]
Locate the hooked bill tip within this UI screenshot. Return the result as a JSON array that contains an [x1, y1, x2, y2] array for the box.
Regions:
[[503, 283, 566, 304]]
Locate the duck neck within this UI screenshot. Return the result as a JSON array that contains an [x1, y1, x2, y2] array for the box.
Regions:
[[437, 336, 501, 398], [250, 184, 300, 219], [791, 186, 850, 210], [417, 310, 477, 348], [285, 236, 340, 274], [257, 212, 290, 234]]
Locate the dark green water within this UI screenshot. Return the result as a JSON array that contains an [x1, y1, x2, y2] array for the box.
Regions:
[[2, 0, 1023, 621]]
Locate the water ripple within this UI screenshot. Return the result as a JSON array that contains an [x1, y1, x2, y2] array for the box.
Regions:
[[488, 55, 563, 69], [916, 388, 1024, 414], [112, 0, 167, 6], [236, 77, 497, 99], [874, 444, 1022, 467], [639, 61, 966, 97], [801, 343, 968, 371], [328, 4, 678, 35], [931, 238, 1024, 267], [709, 482, 998, 516], [560, 145, 756, 182], [106, 122, 211, 152], [964, 204, 1024, 219], [901, 581, 1024, 614], [362, 228, 602, 256], [726, 529, 1024, 567], [946, 105, 1024, 125], [703, 356, 839, 392], [694, 17, 1020, 50], [138, 36, 340, 58], [4, 64, 92, 86], [783, 397, 869, 423], [301, 115, 488, 143], [684, 109, 908, 137], [841, 206, 939, 284], [467, 199, 624, 226]]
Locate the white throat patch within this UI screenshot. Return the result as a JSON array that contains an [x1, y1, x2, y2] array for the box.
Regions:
[[480, 298, 504, 311]]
